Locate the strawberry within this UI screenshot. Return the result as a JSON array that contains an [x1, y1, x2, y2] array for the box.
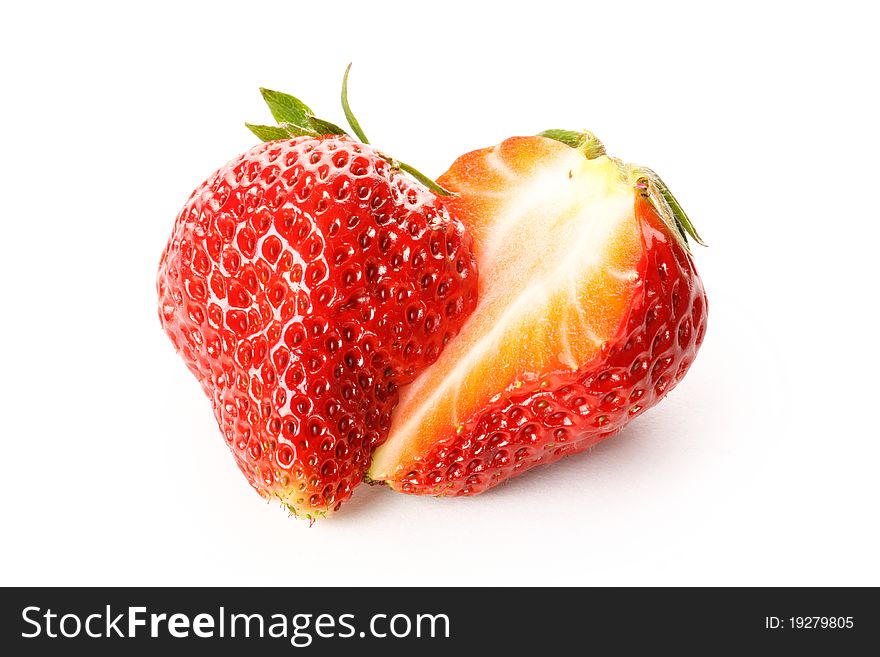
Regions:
[[157, 70, 478, 519], [368, 131, 706, 495]]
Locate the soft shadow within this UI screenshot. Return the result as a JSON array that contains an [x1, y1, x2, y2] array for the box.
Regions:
[[325, 419, 657, 523]]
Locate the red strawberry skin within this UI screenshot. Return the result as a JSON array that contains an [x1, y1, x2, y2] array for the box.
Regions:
[[157, 135, 478, 517], [385, 192, 706, 496]]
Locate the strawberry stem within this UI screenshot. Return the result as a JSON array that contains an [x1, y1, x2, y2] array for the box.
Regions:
[[339, 65, 451, 194], [394, 160, 452, 197], [341, 63, 370, 144], [246, 71, 452, 196]]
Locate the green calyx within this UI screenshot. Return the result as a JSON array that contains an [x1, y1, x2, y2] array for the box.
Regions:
[[246, 64, 451, 196], [635, 168, 706, 248], [538, 129, 607, 160], [539, 128, 705, 248]]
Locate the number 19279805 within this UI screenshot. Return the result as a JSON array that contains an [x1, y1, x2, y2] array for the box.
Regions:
[[765, 616, 854, 629]]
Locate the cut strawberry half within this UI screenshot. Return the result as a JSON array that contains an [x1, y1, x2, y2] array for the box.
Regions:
[[368, 131, 706, 495]]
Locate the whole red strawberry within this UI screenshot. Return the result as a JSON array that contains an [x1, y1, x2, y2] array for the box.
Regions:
[[369, 131, 706, 495], [158, 72, 477, 519]]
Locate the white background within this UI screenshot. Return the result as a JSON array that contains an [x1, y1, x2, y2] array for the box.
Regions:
[[1, 1, 877, 586]]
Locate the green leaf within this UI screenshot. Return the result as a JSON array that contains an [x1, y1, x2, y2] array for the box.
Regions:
[[638, 168, 706, 248], [341, 63, 369, 144], [647, 170, 706, 247], [245, 123, 292, 142], [260, 88, 314, 131], [538, 129, 590, 148], [538, 129, 606, 159], [278, 121, 319, 138], [309, 117, 349, 136], [256, 87, 349, 139]]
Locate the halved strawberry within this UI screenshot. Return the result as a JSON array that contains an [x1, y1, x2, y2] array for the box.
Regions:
[[368, 131, 706, 495]]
